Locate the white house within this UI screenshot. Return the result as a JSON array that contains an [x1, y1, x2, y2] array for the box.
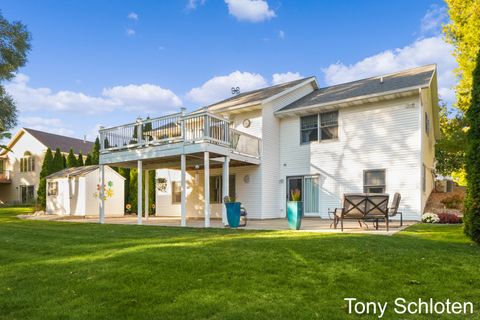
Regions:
[[46, 165, 125, 216], [98, 64, 439, 225], [0, 128, 94, 205]]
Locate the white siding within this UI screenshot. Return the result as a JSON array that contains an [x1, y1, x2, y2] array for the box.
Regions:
[[271, 82, 316, 112], [279, 96, 423, 220], [155, 165, 262, 219], [420, 88, 436, 213]]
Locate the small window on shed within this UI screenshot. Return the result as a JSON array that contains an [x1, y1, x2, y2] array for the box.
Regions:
[[48, 181, 58, 196]]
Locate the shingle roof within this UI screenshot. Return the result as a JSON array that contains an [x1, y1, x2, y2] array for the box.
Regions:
[[277, 65, 436, 113], [23, 128, 94, 154], [207, 77, 316, 110], [46, 165, 99, 179]]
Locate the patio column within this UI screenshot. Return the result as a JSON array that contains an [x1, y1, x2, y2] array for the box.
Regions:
[[181, 154, 187, 227], [222, 156, 230, 225], [144, 169, 149, 222], [204, 151, 210, 227], [99, 164, 105, 224], [137, 160, 142, 225]]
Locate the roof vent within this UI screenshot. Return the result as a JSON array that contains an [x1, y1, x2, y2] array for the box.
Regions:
[[380, 76, 384, 84]]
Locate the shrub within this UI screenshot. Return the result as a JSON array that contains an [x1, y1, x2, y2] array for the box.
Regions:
[[422, 212, 440, 223], [440, 194, 464, 209], [437, 212, 462, 224]]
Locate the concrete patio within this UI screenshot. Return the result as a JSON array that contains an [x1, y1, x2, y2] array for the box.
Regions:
[[20, 214, 415, 235]]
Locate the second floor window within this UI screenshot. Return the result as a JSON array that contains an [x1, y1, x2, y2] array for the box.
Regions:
[[300, 111, 338, 144], [20, 152, 35, 172]]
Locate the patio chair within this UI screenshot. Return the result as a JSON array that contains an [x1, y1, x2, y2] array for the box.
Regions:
[[240, 206, 247, 227], [335, 193, 368, 231], [365, 194, 390, 231], [388, 192, 403, 227], [335, 193, 389, 231]]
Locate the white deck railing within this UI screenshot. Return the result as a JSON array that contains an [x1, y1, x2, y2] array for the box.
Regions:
[[99, 111, 261, 158]]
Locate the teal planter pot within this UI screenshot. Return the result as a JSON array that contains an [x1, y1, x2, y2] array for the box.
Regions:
[[287, 201, 303, 230], [225, 202, 241, 228]]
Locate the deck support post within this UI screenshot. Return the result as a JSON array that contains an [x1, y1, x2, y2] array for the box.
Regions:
[[137, 160, 143, 225], [204, 151, 210, 227], [222, 156, 230, 225], [99, 164, 105, 224], [181, 154, 187, 227], [144, 169, 149, 222]]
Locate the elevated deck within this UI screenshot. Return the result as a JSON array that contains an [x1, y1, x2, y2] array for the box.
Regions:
[[99, 111, 261, 168]]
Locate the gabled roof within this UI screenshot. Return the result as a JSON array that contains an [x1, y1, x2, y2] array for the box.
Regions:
[[206, 77, 317, 111], [46, 165, 99, 179], [277, 64, 436, 113], [23, 128, 94, 154]]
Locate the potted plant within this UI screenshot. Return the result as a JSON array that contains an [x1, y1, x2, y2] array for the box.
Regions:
[[287, 188, 303, 230], [224, 196, 241, 228]]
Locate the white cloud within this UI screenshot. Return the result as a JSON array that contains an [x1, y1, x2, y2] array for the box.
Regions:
[[420, 4, 448, 37], [186, 0, 206, 10], [127, 12, 139, 20], [321, 36, 457, 104], [18, 117, 75, 136], [6, 73, 183, 115], [278, 30, 285, 40], [272, 72, 302, 85], [186, 71, 268, 105], [126, 28, 136, 36], [225, 0, 276, 22], [103, 84, 182, 112]]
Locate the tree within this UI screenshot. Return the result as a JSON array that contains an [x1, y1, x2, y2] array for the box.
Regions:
[[0, 13, 31, 135], [84, 153, 92, 166], [128, 169, 138, 213], [52, 148, 64, 172], [444, 0, 480, 113], [62, 155, 67, 168], [464, 52, 480, 243], [118, 167, 130, 211], [36, 148, 53, 208], [435, 101, 468, 177], [66, 148, 77, 168], [92, 137, 100, 165], [77, 152, 84, 166]]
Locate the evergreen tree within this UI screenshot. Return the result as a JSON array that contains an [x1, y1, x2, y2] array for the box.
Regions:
[[91, 137, 101, 165], [129, 169, 138, 213], [62, 155, 67, 168], [149, 170, 156, 215], [36, 148, 53, 208], [85, 153, 92, 166], [118, 167, 130, 212], [77, 152, 84, 166], [464, 52, 480, 243], [52, 148, 63, 172], [66, 148, 77, 168]]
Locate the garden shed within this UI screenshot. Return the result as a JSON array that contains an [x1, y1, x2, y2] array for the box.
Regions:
[[46, 165, 125, 216]]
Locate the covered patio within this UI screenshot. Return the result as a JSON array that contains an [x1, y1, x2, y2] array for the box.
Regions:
[[98, 110, 261, 228]]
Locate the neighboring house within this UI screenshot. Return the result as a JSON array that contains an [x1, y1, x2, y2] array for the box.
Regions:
[[0, 128, 94, 205], [46, 165, 124, 216], [99, 64, 438, 224]]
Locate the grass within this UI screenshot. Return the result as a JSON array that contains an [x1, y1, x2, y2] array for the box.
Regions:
[[0, 207, 479, 319]]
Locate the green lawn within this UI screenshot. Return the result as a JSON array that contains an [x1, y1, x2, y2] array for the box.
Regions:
[[0, 207, 478, 319]]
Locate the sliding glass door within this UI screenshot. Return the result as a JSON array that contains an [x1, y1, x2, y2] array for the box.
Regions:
[[286, 175, 319, 214]]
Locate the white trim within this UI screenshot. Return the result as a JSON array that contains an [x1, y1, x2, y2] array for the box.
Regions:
[[204, 152, 210, 227], [137, 160, 143, 225]]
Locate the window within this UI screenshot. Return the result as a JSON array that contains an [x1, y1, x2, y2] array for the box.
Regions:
[[20, 185, 35, 204], [47, 181, 58, 196], [363, 169, 386, 193], [210, 175, 236, 203], [425, 112, 430, 136], [300, 115, 318, 144], [422, 164, 426, 192], [20, 151, 34, 172], [320, 111, 338, 140], [300, 111, 338, 144], [172, 181, 181, 204]]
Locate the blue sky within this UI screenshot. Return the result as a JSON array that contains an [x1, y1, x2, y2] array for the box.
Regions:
[[2, 0, 455, 141]]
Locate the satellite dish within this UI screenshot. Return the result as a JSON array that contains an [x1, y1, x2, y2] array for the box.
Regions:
[[231, 87, 240, 95]]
